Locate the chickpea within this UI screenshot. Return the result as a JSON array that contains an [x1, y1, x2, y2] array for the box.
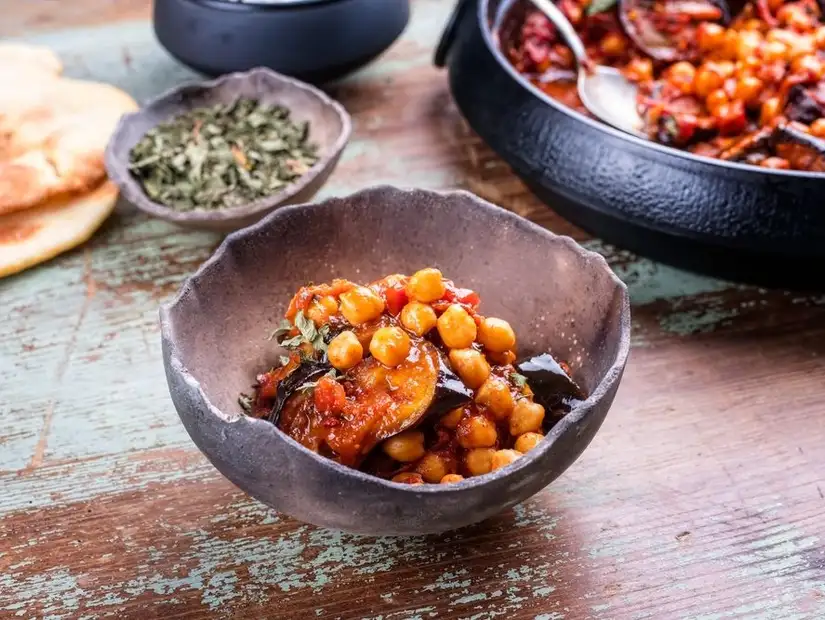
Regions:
[[456, 414, 498, 449], [667, 61, 696, 95], [406, 268, 446, 303], [705, 88, 729, 115], [514, 432, 545, 453], [399, 301, 437, 336], [327, 330, 364, 371], [694, 66, 724, 98], [370, 326, 411, 367], [777, 4, 812, 30], [475, 376, 516, 421], [437, 304, 477, 349], [720, 31, 741, 61], [416, 453, 450, 483], [599, 32, 626, 57], [815, 26, 825, 50], [449, 348, 491, 389], [464, 448, 495, 476], [760, 96, 782, 125], [625, 57, 653, 82], [486, 349, 517, 366], [761, 40, 788, 62], [509, 399, 545, 436], [736, 31, 762, 61], [440, 407, 465, 429], [440, 474, 465, 484], [792, 55, 825, 79], [306, 295, 338, 326], [733, 75, 763, 107], [392, 472, 424, 485], [383, 430, 426, 462], [742, 18, 765, 32], [339, 286, 385, 325], [697, 22, 726, 51], [760, 157, 791, 169], [810, 118, 825, 138], [491, 449, 521, 471], [477, 317, 516, 352], [715, 61, 736, 79], [785, 35, 815, 61]]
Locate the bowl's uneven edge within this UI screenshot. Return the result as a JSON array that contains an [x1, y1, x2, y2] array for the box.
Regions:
[[104, 66, 352, 224], [159, 185, 631, 508]]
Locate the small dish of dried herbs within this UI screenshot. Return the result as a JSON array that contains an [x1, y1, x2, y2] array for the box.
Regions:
[[104, 67, 352, 232], [128, 98, 320, 212]]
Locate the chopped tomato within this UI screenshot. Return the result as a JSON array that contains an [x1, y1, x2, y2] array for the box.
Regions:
[[383, 285, 409, 316], [443, 283, 480, 308], [314, 376, 347, 415]]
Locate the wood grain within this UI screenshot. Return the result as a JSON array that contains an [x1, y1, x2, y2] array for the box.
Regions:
[[2, 1, 825, 618]]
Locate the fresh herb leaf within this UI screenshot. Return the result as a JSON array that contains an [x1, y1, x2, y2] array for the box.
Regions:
[[238, 393, 254, 413], [294, 310, 318, 343], [510, 372, 528, 388], [280, 334, 306, 348], [586, 0, 617, 15], [278, 355, 291, 367], [269, 318, 293, 341]]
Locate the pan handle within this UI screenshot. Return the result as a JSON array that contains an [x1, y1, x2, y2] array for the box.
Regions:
[[434, 0, 473, 68]]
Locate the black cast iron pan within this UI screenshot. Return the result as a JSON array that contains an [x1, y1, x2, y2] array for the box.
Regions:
[[435, 0, 825, 290]]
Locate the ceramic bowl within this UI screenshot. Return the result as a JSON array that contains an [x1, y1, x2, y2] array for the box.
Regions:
[[160, 186, 631, 535], [104, 67, 351, 232]]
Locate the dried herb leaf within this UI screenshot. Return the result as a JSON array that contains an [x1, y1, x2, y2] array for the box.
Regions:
[[269, 319, 293, 341], [238, 393, 253, 413], [128, 98, 319, 212]]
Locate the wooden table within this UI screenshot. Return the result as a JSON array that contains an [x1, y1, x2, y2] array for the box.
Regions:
[[2, 2, 824, 618]]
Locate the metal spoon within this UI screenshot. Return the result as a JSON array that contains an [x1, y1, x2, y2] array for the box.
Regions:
[[522, 0, 647, 138]]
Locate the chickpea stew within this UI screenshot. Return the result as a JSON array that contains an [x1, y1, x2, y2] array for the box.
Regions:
[[501, 0, 825, 171], [240, 269, 586, 485]]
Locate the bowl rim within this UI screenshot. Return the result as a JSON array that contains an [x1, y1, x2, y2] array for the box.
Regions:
[[481, 0, 825, 180], [180, 0, 359, 10], [104, 66, 353, 224], [160, 185, 631, 493]]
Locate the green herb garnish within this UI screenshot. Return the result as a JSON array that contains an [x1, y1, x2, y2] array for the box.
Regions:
[[296, 368, 340, 394], [273, 310, 331, 355], [510, 372, 528, 388], [586, 0, 617, 15]]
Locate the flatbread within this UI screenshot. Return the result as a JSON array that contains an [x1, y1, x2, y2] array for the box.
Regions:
[[0, 77, 138, 215], [0, 43, 63, 77], [0, 180, 118, 278]]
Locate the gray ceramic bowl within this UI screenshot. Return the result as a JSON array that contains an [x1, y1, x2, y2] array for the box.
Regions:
[[104, 67, 351, 232], [160, 186, 631, 535]]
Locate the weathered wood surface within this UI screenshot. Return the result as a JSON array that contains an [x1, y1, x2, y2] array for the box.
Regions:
[[2, 2, 825, 618]]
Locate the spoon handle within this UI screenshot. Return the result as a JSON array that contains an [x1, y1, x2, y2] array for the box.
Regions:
[[528, 0, 589, 68]]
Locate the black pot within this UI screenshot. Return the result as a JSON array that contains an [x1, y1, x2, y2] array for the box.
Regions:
[[153, 0, 410, 84], [435, 0, 825, 290]]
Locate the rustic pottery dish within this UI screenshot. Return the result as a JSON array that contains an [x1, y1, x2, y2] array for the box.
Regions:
[[435, 0, 825, 289], [104, 67, 351, 232], [153, 0, 410, 84], [160, 186, 630, 535]]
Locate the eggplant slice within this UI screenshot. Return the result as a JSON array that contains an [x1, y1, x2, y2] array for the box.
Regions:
[[516, 353, 586, 414], [619, 0, 730, 61], [785, 83, 825, 126], [272, 338, 473, 466], [772, 123, 825, 172]]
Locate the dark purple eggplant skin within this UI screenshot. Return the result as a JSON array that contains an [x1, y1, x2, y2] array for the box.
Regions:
[[434, 355, 474, 417], [786, 83, 825, 125], [517, 353, 586, 413], [618, 0, 731, 62], [772, 124, 825, 172], [265, 346, 473, 428], [265, 360, 331, 424]]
